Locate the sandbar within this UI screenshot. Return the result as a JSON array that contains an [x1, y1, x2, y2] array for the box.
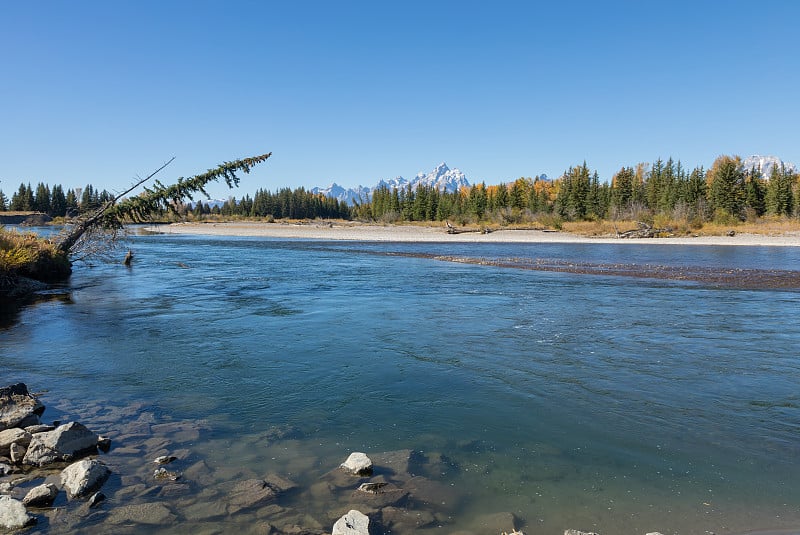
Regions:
[[147, 221, 800, 247]]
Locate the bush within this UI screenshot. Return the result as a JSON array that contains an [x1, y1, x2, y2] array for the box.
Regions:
[[0, 229, 71, 282]]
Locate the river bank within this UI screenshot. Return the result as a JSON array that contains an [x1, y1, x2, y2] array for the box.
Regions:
[[147, 221, 800, 246]]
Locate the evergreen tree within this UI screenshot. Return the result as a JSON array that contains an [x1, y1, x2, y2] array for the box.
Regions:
[[34, 182, 51, 214], [765, 164, 795, 217], [744, 167, 766, 217], [708, 156, 745, 219], [65, 189, 78, 214], [0, 190, 7, 211], [611, 167, 634, 214], [80, 184, 96, 211], [555, 163, 591, 220], [51, 184, 68, 217]]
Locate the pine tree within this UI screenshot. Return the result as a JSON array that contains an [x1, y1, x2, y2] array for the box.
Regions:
[[0, 190, 7, 211], [34, 183, 51, 214], [744, 167, 766, 217], [51, 184, 67, 217], [765, 164, 795, 217], [708, 156, 745, 219], [65, 189, 78, 214]]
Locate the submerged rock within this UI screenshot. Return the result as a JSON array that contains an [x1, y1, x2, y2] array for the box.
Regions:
[[227, 478, 278, 514], [0, 495, 35, 530], [475, 511, 518, 533], [332, 509, 370, 535], [23, 421, 99, 466], [0, 384, 44, 432], [340, 452, 373, 476], [565, 530, 600, 535], [106, 502, 177, 525], [60, 459, 111, 498]]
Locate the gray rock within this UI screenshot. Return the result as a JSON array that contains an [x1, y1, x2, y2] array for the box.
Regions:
[[565, 531, 600, 535], [60, 459, 111, 498], [0, 384, 44, 432], [0, 428, 32, 456], [22, 483, 59, 507], [340, 452, 373, 476], [88, 491, 105, 508], [23, 421, 99, 466], [0, 462, 13, 476], [9, 442, 25, 464], [0, 495, 35, 529], [24, 424, 55, 434], [332, 509, 370, 535]]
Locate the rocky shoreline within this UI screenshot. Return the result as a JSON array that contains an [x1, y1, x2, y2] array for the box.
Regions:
[[0, 383, 671, 534]]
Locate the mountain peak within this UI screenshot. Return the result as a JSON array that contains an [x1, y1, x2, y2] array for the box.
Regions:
[[314, 163, 472, 205], [741, 155, 797, 177]]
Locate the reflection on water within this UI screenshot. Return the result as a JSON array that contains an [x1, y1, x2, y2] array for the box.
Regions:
[[2, 234, 800, 534]]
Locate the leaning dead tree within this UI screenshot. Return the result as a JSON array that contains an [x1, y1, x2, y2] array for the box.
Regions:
[[56, 153, 272, 255]]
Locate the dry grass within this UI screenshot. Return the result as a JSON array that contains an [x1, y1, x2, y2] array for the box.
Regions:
[[699, 218, 800, 236], [0, 228, 71, 282], [562, 217, 800, 237]]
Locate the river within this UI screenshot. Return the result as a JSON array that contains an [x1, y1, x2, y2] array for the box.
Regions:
[[2, 232, 800, 534]]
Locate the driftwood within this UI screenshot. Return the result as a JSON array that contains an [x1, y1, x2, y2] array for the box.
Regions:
[[616, 221, 672, 239], [444, 221, 491, 235]]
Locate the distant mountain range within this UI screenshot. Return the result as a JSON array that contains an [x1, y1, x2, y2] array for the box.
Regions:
[[311, 163, 471, 205], [741, 155, 797, 177]]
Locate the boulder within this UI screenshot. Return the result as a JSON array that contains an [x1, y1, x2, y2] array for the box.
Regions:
[[24, 424, 55, 434], [22, 483, 59, 507], [0, 428, 32, 456], [23, 421, 99, 466], [332, 509, 370, 535], [9, 443, 25, 464], [341, 452, 373, 476], [60, 459, 110, 498], [0, 384, 44, 432], [0, 495, 35, 530], [0, 463, 13, 476]]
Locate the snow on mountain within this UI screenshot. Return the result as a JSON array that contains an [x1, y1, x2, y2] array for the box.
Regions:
[[412, 162, 470, 193], [741, 155, 797, 177], [310, 183, 372, 205], [312, 163, 472, 205]]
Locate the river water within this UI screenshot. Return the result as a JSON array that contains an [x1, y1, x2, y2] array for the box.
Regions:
[[2, 232, 800, 534]]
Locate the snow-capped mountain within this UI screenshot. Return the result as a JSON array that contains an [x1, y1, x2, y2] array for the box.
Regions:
[[312, 163, 472, 205], [310, 183, 372, 205], [741, 155, 797, 177], [411, 162, 470, 193]]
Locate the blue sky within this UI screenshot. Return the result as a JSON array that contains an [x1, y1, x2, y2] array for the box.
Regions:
[[2, 1, 799, 199]]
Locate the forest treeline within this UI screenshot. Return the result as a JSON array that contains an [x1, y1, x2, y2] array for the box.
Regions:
[[2, 155, 797, 226]]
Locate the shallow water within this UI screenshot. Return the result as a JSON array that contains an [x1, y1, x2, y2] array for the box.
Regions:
[[2, 234, 800, 534]]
